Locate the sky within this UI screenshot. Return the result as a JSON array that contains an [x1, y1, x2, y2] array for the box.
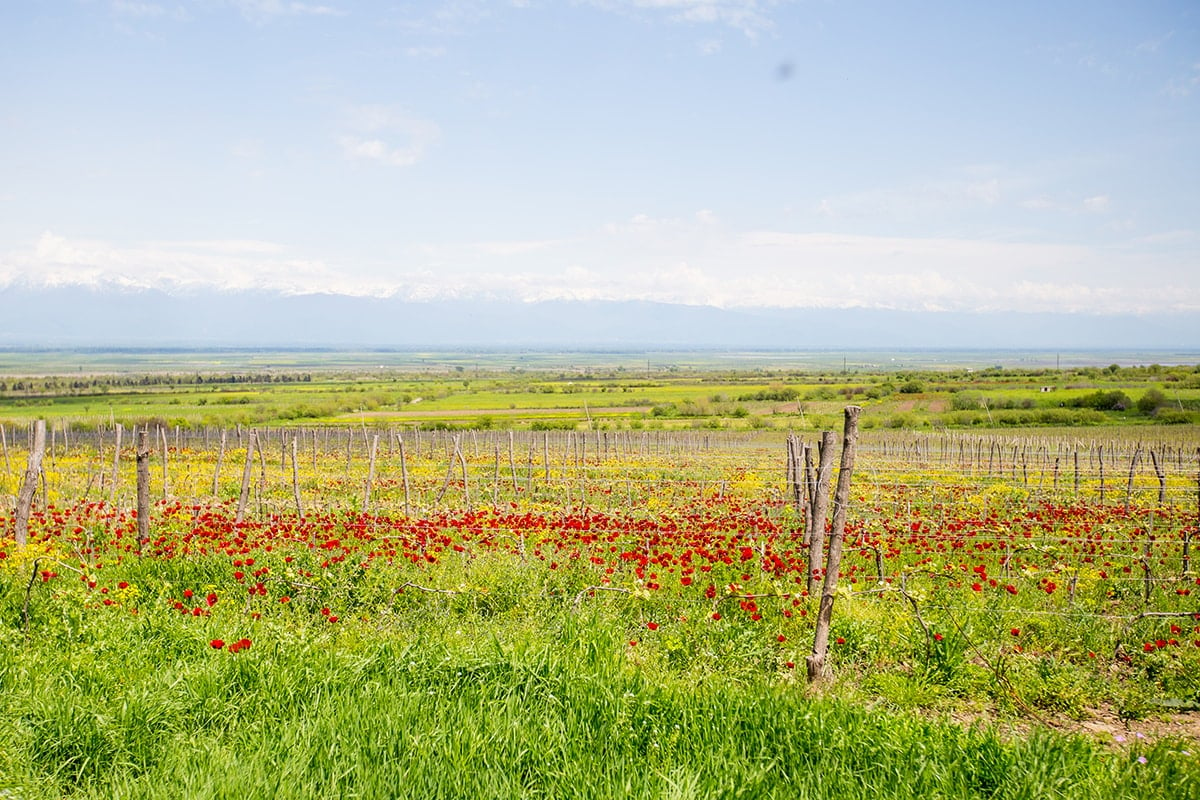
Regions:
[[1, 0, 1198, 316]]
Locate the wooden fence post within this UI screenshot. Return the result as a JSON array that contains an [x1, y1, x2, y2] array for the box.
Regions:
[[291, 435, 303, 518], [363, 434, 379, 513], [807, 406, 861, 684], [136, 427, 151, 553], [236, 430, 257, 524], [398, 433, 411, 517], [806, 430, 837, 596], [14, 420, 47, 548], [109, 423, 123, 505], [213, 428, 226, 499]]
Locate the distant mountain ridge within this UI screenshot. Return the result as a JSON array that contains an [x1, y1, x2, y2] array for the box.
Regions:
[[3, 285, 1197, 350]]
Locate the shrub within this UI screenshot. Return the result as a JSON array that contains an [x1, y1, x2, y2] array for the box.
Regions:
[[1136, 388, 1167, 416]]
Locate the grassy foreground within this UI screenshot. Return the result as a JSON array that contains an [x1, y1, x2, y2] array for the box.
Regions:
[[2, 562, 1196, 800]]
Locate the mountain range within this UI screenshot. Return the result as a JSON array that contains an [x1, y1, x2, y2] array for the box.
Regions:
[[2, 285, 1197, 351]]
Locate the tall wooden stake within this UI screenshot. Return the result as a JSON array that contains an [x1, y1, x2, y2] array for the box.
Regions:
[[363, 434, 379, 513], [213, 428, 226, 498], [398, 434, 411, 517], [807, 406, 861, 684], [136, 427, 151, 552], [14, 420, 47, 547], [806, 430, 837, 596], [109, 423, 123, 505], [291, 435, 303, 518], [236, 430, 256, 524]]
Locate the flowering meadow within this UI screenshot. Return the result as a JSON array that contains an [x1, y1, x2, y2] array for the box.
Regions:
[[2, 425, 1199, 798]]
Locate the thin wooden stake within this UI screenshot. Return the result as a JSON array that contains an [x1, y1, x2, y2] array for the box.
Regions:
[[807, 406, 861, 684], [236, 430, 256, 524], [136, 427, 151, 553], [14, 420, 46, 547], [213, 429, 227, 499], [806, 430, 837, 596], [291, 436, 303, 518]]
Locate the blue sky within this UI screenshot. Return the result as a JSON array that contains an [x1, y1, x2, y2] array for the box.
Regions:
[[1, 0, 1198, 315]]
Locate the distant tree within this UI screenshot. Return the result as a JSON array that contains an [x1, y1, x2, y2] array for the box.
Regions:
[[1136, 388, 1167, 416]]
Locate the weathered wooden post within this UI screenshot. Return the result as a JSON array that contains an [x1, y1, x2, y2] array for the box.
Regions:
[[398, 433, 411, 517], [136, 427, 151, 552], [1149, 449, 1166, 506], [363, 434, 379, 513], [1125, 443, 1142, 513], [213, 428, 227, 499], [291, 435, 303, 518], [235, 429, 256, 524], [14, 420, 47, 548], [159, 425, 170, 500], [109, 422, 123, 504], [807, 406, 861, 684], [806, 430, 837, 596]]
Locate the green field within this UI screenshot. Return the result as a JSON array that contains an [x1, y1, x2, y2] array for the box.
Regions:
[[2, 350, 1200, 797], [0, 348, 1197, 431]]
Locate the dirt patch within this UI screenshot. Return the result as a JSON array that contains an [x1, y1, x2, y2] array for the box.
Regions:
[[891, 399, 949, 413], [947, 705, 1200, 749], [349, 406, 652, 419]]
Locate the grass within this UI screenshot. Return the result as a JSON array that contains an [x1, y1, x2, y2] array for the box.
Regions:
[[2, 381, 1200, 796], [0, 350, 1197, 430], [3, 585, 1195, 800]]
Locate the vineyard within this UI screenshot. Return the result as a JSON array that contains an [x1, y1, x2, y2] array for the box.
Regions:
[[3, 418, 1200, 797]]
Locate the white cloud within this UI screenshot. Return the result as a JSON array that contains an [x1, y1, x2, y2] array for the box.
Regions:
[[404, 46, 447, 59], [585, 0, 780, 37], [4, 224, 1196, 315], [231, 138, 263, 159], [818, 171, 1016, 222], [226, 0, 345, 22], [5, 232, 344, 295], [338, 106, 439, 167], [1083, 194, 1110, 213], [111, 1, 166, 17], [1164, 62, 1200, 97]]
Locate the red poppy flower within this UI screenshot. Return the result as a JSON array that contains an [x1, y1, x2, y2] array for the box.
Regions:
[[210, 639, 225, 650]]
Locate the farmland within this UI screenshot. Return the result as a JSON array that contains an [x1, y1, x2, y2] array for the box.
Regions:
[[2, 352, 1200, 797], [0, 348, 1197, 431]]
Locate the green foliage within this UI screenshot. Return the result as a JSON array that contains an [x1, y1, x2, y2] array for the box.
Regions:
[[1136, 388, 1167, 416], [951, 391, 983, 411], [1070, 390, 1133, 412], [736, 385, 799, 402]]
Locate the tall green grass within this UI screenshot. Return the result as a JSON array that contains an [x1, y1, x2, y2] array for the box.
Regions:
[[2, 590, 1195, 800]]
